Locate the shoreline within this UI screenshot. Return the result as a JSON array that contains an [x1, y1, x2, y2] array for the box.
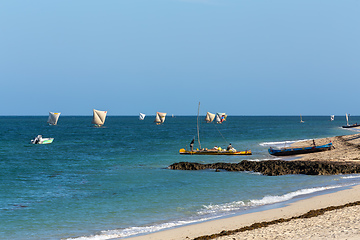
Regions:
[[124, 184, 360, 240], [124, 133, 360, 240]]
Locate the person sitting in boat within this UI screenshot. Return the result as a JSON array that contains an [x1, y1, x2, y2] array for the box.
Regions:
[[227, 143, 236, 152], [32, 135, 42, 144], [190, 138, 195, 151]]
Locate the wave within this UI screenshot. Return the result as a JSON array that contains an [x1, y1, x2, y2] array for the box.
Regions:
[[65, 184, 351, 240], [341, 175, 360, 179], [259, 139, 311, 147]]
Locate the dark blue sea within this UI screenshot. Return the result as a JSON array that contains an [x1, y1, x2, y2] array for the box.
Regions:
[[1, 115, 360, 240]]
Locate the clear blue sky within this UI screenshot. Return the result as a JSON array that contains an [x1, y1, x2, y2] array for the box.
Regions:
[[1, 0, 359, 116]]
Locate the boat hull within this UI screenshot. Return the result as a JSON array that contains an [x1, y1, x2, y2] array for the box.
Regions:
[[342, 124, 360, 128], [179, 148, 252, 155], [268, 143, 333, 156]]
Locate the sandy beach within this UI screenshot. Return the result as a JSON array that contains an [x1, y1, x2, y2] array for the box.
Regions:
[[125, 133, 360, 240]]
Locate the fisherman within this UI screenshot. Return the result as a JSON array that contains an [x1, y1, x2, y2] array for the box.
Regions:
[[227, 143, 233, 151], [312, 139, 316, 146], [190, 138, 195, 151]]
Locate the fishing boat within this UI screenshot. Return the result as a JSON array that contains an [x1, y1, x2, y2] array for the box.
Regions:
[[215, 112, 227, 124], [330, 115, 335, 121], [154, 112, 166, 125], [205, 112, 215, 123], [92, 109, 107, 127], [342, 113, 360, 128], [31, 135, 54, 144], [47, 112, 61, 125], [300, 115, 304, 123], [268, 142, 333, 156], [179, 103, 251, 155], [179, 148, 252, 155], [139, 113, 146, 120]]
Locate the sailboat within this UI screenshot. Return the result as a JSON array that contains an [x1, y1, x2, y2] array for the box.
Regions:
[[300, 115, 304, 123], [342, 113, 360, 128], [139, 113, 146, 120], [215, 112, 227, 124], [330, 115, 335, 121], [47, 112, 61, 125], [154, 112, 166, 125], [205, 112, 215, 123], [92, 109, 107, 127], [179, 103, 251, 155]]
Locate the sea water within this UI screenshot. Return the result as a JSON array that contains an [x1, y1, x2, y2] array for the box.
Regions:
[[1, 116, 360, 240]]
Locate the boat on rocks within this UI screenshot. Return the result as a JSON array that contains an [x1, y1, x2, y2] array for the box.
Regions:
[[268, 142, 334, 156], [179, 148, 252, 155], [31, 135, 54, 144]]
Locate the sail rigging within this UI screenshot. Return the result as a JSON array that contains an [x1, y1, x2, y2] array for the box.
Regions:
[[215, 112, 227, 124], [92, 109, 107, 126], [47, 112, 61, 125], [139, 113, 146, 120], [155, 112, 166, 125]]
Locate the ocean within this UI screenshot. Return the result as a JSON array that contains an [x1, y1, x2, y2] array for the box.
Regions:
[[1, 115, 360, 240]]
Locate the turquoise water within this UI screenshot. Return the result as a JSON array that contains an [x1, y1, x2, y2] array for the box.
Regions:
[[1, 116, 360, 240]]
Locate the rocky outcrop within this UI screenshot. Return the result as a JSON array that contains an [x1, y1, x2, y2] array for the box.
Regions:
[[169, 160, 360, 176]]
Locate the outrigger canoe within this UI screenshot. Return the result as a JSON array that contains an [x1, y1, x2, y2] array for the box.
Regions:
[[268, 142, 333, 156], [179, 148, 252, 155]]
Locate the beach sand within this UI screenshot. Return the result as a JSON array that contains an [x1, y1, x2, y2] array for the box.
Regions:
[[125, 133, 360, 240]]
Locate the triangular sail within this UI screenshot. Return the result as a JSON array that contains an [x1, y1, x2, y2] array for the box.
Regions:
[[47, 112, 61, 125], [330, 115, 334, 121], [92, 109, 107, 126], [205, 112, 215, 123], [346, 113, 349, 126], [139, 113, 146, 120], [155, 112, 166, 125], [215, 112, 227, 124]]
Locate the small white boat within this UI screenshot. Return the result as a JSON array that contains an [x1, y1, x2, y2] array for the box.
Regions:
[[31, 135, 54, 144]]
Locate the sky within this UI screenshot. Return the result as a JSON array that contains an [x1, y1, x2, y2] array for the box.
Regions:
[[1, 0, 359, 116]]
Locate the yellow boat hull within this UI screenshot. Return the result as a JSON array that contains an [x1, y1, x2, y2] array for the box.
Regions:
[[179, 148, 252, 155]]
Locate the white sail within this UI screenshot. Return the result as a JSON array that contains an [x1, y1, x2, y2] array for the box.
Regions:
[[215, 112, 227, 124], [47, 112, 61, 125], [155, 112, 166, 125], [300, 115, 304, 123], [346, 113, 349, 126], [92, 109, 107, 126], [205, 112, 215, 123], [330, 115, 335, 121], [139, 113, 146, 120]]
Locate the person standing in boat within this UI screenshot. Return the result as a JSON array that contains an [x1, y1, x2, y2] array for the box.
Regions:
[[227, 143, 232, 151], [190, 138, 195, 151]]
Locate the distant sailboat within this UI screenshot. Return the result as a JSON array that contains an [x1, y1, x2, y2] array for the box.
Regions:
[[342, 113, 360, 128], [215, 112, 227, 124], [92, 109, 107, 127], [139, 113, 146, 120], [205, 112, 215, 123], [47, 112, 61, 125], [330, 115, 335, 121], [300, 115, 304, 123], [154, 112, 166, 125]]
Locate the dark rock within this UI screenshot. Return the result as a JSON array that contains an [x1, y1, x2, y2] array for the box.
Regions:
[[169, 160, 360, 176]]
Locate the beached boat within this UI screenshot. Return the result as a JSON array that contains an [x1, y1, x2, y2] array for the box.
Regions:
[[31, 135, 54, 144], [268, 142, 333, 156], [180, 103, 251, 155], [92, 109, 107, 127], [342, 113, 360, 128], [154, 112, 166, 125], [139, 113, 146, 120], [47, 112, 61, 125]]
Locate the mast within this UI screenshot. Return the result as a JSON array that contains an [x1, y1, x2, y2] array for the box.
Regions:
[[197, 102, 201, 149]]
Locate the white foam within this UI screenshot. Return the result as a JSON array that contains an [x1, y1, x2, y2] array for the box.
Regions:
[[259, 139, 310, 148], [198, 185, 347, 215], [341, 175, 360, 179]]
